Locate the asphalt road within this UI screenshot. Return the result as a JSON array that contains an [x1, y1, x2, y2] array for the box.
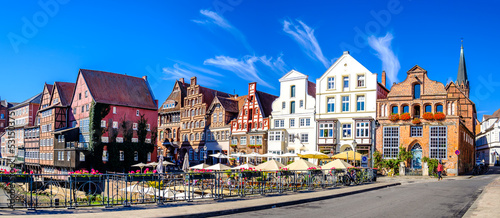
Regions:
[[217, 167, 500, 218]]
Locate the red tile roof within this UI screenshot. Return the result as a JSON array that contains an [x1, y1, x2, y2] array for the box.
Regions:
[[53, 82, 76, 107], [307, 81, 316, 97], [79, 69, 157, 110], [256, 91, 278, 118]]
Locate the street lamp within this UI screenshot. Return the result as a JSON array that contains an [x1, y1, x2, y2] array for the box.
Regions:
[[203, 146, 207, 164], [352, 140, 357, 167]]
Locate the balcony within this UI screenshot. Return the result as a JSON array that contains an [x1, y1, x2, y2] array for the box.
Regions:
[[66, 142, 89, 149]]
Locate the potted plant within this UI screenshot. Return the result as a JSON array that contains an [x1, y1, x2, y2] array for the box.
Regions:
[[69, 169, 102, 182], [188, 169, 214, 180], [400, 113, 411, 121], [254, 144, 263, 149], [307, 167, 322, 175], [277, 167, 294, 176], [434, 112, 446, 120], [423, 112, 434, 120], [240, 168, 261, 178], [0, 169, 33, 183], [230, 144, 238, 148], [127, 168, 157, 181], [389, 114, 399, 122], [412, 118, 421, 124]]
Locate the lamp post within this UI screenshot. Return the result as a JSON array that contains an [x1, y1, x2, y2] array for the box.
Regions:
[[203, 146, 207, 164], [352, 140, 357, 167]]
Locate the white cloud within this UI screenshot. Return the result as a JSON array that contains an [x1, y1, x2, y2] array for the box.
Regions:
[[368, 32, 401, 85], [282, 19, 330, 68], [193, 9, 252, 52], [204, 55, 286, 88], [162, 63, 221, 86]]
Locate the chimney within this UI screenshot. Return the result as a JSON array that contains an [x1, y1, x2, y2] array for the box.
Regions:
[[381, 71, 386, 87], [142, 76, 147, 81], [179, 78, 184, 84]]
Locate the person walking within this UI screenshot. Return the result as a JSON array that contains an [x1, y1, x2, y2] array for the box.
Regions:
[[437, 160, 443, 181]]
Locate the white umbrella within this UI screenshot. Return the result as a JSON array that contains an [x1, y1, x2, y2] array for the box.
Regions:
[[209, 153, 229, 164], [205, 163, 231, 171], [131, 162, 148, 173], [182, 153, 190, 172], [162, 161, 174, 166], [146, 162, 158, 167], [190, 163, 210, 169], [279, 153, 298, 157], [231, 163, 256, 170], [156, 155, 164, 174], [230, 152, 245, 157]]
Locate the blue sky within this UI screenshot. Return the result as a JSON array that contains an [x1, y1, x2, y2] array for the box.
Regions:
[[0, 0, 499, 119]]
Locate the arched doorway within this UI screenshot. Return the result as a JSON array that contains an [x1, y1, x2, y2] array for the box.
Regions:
[[340, 144, 353, 152], [411, 144, 422, 169]]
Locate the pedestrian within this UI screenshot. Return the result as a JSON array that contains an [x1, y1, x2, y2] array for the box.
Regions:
[[437, 160, 443, 181]]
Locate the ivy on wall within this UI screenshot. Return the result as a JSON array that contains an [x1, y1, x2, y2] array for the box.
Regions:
[[89, 101, 110, 152]]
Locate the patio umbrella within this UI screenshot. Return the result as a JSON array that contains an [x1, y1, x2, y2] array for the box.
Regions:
[[230, 152, 245, 157], [131, 163, 148, 173], [156, 155, 164, 174], [286, 159, 320, 171], [205, 163, 231, 171], [145, 162, 158, 167], [190, 163, 210, 169], [321, 159, 353, 170], [161, 161, 175, 166], [332, 151, 362, 161], [279, 153, 298, 157], [182, 153, 190, 172], [231, 163, 255, 170], [209, 153, 229, 164], [255, 160, 285, 171], [297, 151, 330, 159]]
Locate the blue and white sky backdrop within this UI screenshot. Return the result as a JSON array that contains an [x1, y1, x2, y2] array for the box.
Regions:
[[0, 0, 499, 119]]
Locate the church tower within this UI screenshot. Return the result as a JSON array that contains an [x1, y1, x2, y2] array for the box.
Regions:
[[456, 41, 470, 97]]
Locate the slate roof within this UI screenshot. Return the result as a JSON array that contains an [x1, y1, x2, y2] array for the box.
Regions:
[[199, 86, 231, 110], [456, 45, 468, 86], [10, 93, 42, 109], [53, 82, 76, 107], [79, 69, 157, 110], [256, 91, 278, 118], [46, 84, 54, 95]]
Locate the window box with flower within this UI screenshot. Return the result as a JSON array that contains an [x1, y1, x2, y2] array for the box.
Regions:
[[434, 112, 446, 120], [400, 113, 411, 121], [69, 169, 102, 182], [307, 167, 323, 175], [423, 112, 434, 120], [389, 114, 399, 122], [412, 118, 421, 124], [127, 168, 157, 181], [240, 168, 261, 178], [0, 169, 34, 183], [188, 169, 215, 180]]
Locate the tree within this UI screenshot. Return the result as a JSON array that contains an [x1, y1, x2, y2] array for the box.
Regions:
[[137, 114, 148, 144], [89, 101, 110, 151]]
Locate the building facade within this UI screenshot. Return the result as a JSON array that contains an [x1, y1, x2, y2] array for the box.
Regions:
[[158, 78, 189, 162], [0, 100, 15, 134], [376, 63, 476, 175], [230, 82, 278, 156], [476, 109, 500, 166], [315, 51, 387, 162], [269, 70, 316, 161], [24, 126, 40, 173]]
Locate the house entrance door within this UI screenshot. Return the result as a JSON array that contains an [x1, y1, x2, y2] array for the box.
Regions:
[[411, 144, 422, 169]]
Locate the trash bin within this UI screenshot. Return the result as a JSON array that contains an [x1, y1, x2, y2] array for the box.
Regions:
[[54, 198, 59, 206], [372, 169, 377, 182]]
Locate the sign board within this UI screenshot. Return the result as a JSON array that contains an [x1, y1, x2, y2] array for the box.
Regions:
[[455, 150, 460, 155], [361, 156, 368, 164]]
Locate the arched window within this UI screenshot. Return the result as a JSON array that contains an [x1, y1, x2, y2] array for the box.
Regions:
[[402, 105, 409, 113], [413, 105, 421, 118], [413, 84, 421, 99], [200, 121, 204, 126], [196, 133, 199, 140], [191, 110, 194, 117], [218, 112, 223, 122], [425, 105, 432, 113], [196, 121, 199, 128], [201, 132, 205, 140], [173, 129, 176, 138], [392, 106, 398, 114], [290, 85, 296, 97], [436, 104, 443, 113], [213, 113, 217, 123], [190, 134, 194, 141]]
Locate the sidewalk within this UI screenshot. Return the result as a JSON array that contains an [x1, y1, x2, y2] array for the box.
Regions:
[[463, 175, 500, 217], [377, 174, 472, 185], [0, 182, 400, 218]]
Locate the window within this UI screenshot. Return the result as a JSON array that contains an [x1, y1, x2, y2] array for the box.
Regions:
[[392, 106, 398, 114], [101, 120, 106, 128], [85, 91, 88, 98], [343, 76, 349, 89], [289, 134, 295, 142], [256, 136, 262, 145], [86, 104, 89, 111], [219, 112, 223, 122], [119, 151, 124, 161], [357, 96, 365, 111], [81, 106, 84, 113], [113, 107, 116, 114], [430, 126, 447, 159], [196, 133, 199, 140], [231, 137, 238, 145], [282, 102, 285, 109], [290, 119, 295, 127], [327, 97, 335, 112], [113, 121, 118, 129], [290, 85, 296, 97], [134, 151, 139, 161], [79, 93, 82, 100], [357, 75, 365, 87], [133, 123, 138, 130], [403, 105, 409, 113], [240, 136, 247, 145], [328, 77, 335, 89], [425, 105, 432, 113], [356, 122, 369, 138], [275, 120, 284, 128], [213, 113, 217, 123], [319, 123, 334, 138], [342, 124, 352, 138], [342, 96, 350, 112], [413, 84, 421, 99], [67, 151, 71, 161], [80, 152, 85, 162], [411, 126, 423, 137], [136, 110, 140, 116], [383, 127, 399, 158], [299, 118, 311, 127], [290, 101, 295, 114], [300, 100, 304, 108], [0, 114, 3, 119], [436, 105, 443, 113], [146, 124, 150, 131], [300, 133, 309, 143], [147, 152, 151, 162], [414, 105, 421, 118]]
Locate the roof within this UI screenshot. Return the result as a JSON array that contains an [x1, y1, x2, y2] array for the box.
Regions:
[[10, 93, 42, 109], [46, 84, 54, 95], [456, 44, 468, 86], [53, 82, 76, 107], [307, 81, 316, 97], [159, 80, 189, 113], [217, 96, 241, 113], [79, 69, 157, 110], [199, 86, 232, 110], [484, 108, 500, 120], [0, 100, 15, 108], [256, 91, 278, 118]]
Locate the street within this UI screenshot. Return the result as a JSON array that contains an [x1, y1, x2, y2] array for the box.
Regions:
[[217, 167, 500, 218]]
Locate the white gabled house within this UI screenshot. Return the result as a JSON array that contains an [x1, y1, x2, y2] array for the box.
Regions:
[[269, 70, 317, 162]]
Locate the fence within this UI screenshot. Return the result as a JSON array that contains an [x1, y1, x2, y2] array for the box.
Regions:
[[0, 168, 375, 209]]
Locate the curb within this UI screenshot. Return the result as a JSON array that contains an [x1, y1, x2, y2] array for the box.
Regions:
[[167, 183, 401, 218]]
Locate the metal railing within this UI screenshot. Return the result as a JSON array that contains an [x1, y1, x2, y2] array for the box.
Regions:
[[0, 168, 375, 209]]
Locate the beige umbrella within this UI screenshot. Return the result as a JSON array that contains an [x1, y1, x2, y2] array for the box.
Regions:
[[297, 151, 330, 159], [131, 162, 148, 173], [205, 163, 231, 171], [231, 163, 256, 170], [189, 163, 210, 170], [255, 160, 285, 171], [286, 159, 319, 171], [145, 162, 158, 167], [321, 159, 353, 170], [161, 161, 175, 166]]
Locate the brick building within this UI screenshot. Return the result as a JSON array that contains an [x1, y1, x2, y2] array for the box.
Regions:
[[0, 99, 15, 134], [230, 82, 278, 156], [158, 78, 189, 162], [180, 77, 232, 164], [376, 56, 476, 175]]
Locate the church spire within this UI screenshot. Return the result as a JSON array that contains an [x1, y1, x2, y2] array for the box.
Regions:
[[456, 40, 469, 97]]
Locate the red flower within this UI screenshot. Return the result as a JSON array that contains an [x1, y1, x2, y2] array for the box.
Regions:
[[389, 114, 399, 121], [400, 113, 411, 121], [434, 112, 446, 120], [423, 112, 434, 120]]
